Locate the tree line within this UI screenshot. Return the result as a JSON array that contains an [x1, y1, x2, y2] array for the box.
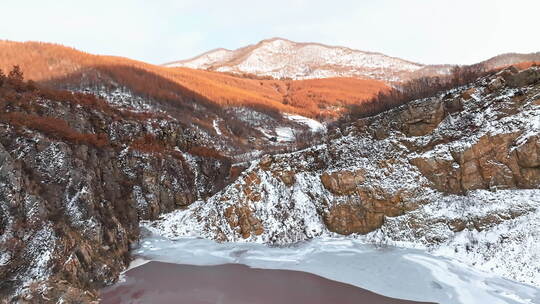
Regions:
[[338, 64, 488, 125]]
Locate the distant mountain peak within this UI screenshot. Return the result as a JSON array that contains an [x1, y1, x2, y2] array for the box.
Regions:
[[164, 38, 427, 82], [165, 39, 540, 83]]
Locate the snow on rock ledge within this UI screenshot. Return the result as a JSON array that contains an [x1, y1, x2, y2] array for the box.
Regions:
[[148, 67, 540, 287]]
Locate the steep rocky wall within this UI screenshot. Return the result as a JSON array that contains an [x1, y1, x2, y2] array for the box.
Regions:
[[0, 87, 232, 302], [149, 67, 540, 285]]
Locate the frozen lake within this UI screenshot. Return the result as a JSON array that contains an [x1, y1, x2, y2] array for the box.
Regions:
[[121, 234, 540, 304]]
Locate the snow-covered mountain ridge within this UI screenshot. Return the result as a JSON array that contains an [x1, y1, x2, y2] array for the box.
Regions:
[[164, 38, 431, 82], [149, 66, 540, 288], [165, 38, 540, 83]]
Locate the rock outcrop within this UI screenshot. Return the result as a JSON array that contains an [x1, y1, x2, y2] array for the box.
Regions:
[[146, 67, 540, 288], [504, 67, 540, 87], [0, 84, 232, 302], [150, 67, 540, 288], [320, 170, 365, 195], [3, 62, 540, 299]]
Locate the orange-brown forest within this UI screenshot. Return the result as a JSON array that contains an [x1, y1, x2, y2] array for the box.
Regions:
[[0, 40, 389, 119]]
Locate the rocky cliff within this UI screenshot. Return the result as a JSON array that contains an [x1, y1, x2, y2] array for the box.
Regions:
[[0, 82, 233, 302], [2, 64, 539, 302], [150, 67, 540, 286]]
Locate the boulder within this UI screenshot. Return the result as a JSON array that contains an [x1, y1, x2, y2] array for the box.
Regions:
[[259, 155, 273, 170], [400, 99, 445, 136], [320, 170, 365, 195], [324, 203, 384, 235], [443, 97, 464, 114], [487, 76, 505, 92], [273, 170, 296, 186], [461, 88, 477, 100]]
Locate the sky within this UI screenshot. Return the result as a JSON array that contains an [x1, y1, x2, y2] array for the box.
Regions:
[[1, 0, 539, 65]]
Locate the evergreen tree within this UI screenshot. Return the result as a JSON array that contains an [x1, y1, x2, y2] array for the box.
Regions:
[[8, 65, 24, 83], [0, 69, 5, 87]]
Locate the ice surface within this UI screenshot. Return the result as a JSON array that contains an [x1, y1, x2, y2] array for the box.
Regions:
[[131, 236, 540, 304]]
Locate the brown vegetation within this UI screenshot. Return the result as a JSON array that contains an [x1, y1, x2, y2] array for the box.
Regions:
[[0, 112, 109, 148], [0, 40, 388, 118], [339, 64, 488, 123], [499, 61, 540, 71], [130, 134, 186, 161], [0, 65, 166, 150], [187, 145, 227, 160]]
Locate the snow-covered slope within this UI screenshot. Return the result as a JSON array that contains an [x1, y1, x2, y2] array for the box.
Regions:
[[165, 39, 540, 83], [164, 38, 429, 82], [175, 48, 236, 70], [148, 66, 540, 288]]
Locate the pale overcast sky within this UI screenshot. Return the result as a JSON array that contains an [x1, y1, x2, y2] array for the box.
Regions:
[[1, 0, 539, 65]]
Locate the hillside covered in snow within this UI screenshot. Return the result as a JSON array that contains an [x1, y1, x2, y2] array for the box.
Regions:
[[149, 66, 540, 290], [165, 38, 540, 83], [164, 38, 428, 82], [1, 39, 540, 303]]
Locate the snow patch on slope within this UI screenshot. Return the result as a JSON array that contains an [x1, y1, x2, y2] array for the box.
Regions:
[[284, 113, 325, 132], [212, 119, 222, 135], [274, 127, 294, 142], [166, 48, 235, 69]]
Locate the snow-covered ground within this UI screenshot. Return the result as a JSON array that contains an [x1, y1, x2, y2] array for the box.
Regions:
[[358, 189, 540, 287], [130, 235, 540, 304], [79, 87, 158, 112], [166, 48, 235, 69], [145, 70, 540, 297], [164, 38, 428, 82], [145, 188, 540, 290], [284, 113, 325, 132]]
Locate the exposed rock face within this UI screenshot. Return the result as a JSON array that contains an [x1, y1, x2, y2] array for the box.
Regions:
[[320, 170, 365, 195], [0, 86, 232, 302], [323, 203, 384, 235], [504, 68, 540, 87], [400, 99, 446, 136], [487, 76, 505, 92], [150, 66, 540, 248], [410, 132, 539, 193], [224, 205, 264, 239], [147, 67, 540, 288]]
